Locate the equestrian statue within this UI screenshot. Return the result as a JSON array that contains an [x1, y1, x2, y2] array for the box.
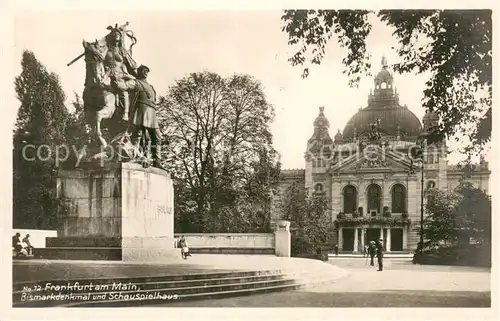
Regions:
[[68, 22, 164, 168]]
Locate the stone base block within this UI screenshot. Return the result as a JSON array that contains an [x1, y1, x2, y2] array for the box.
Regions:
[[122, 248, 181, 261], [48, 162, 175, 262], [121, 237, 179, 261]]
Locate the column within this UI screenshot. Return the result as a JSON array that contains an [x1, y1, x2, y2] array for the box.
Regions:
[[360, 228, 365, 252], [379, 227, 383, 241], [338, 227, 343, 251], [403, 227, 408, 251], [386, 228, 392, 252], [353, 227, 359, 253]]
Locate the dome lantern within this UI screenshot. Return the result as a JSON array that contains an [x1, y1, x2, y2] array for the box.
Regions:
[[343, 55, 422, 140]]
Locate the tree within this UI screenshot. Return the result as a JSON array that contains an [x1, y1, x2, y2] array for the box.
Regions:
[[281, 10, 492, 153], [455, 184, 491, 246], [13, 51, 73, 229], [279, 183, 330, 256], [159, 71, 279, 232], [422, 189, 462, 248]]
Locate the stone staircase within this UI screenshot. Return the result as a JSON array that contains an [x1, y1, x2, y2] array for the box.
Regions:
[[13, 264, 346, 307], [328, 252, 414, 260]]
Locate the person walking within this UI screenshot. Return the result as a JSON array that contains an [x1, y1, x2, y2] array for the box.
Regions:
[[376, 238, 384, 271]]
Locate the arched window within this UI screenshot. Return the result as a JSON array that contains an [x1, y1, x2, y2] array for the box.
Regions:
[[367, 184, 382, 214], [391, 184, 406, 213], [314, 183, 324, 193], [426, 181, 436, 190], [343, 185, 357, 214], [381, 82, 387, 89]]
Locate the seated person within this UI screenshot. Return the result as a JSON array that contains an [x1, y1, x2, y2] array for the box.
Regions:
[[12, 233, 23, 256], [22, 234, 34, 255]]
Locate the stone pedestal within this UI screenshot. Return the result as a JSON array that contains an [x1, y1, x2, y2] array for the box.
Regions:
[[43, 162, 176, 261], [274, 220, 291, 257]]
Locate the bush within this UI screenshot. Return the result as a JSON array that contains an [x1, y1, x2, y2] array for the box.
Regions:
[[413, 244, 491, 267]]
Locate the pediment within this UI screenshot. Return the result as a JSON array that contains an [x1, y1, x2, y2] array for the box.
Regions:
[[330, 146, 413, 173]]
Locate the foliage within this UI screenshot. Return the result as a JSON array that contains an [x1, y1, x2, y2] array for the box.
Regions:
[[13, 51, 91, 229], [335, 216, 411, 228], [13, 51, 71, 229], [159, 71, 280, 233], [281, 10, 492, 153], [421, 186, 491, 249], [420, 189, 462, 247], [455, 184, 491, 245], [279, 183, 331, 256], [413, 244, 491, 267]]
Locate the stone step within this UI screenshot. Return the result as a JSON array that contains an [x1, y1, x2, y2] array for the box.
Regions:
[[58, 267, 343, 307], [328, 253, 414, 259], [13, 266, 344, 307], [13, 269, 285, 291], [13, 273, 289, 296]]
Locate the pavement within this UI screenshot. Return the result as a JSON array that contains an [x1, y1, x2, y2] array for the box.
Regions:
[[12, 255, 491, 308], [153, 258, 492, 307]]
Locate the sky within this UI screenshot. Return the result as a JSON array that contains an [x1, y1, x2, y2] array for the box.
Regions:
[[9, 10, 486, 169]]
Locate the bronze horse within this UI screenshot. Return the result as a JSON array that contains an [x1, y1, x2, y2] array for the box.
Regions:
[[81, 24, 137, 148]]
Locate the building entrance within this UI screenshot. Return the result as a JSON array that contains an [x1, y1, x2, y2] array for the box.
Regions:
[[342, 228, 354, 251], [390, 228, 404, 251], [366, 228, 381, 244]]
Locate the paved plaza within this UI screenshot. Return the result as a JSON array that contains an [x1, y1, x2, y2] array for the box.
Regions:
[[156, 258, 491, 307]]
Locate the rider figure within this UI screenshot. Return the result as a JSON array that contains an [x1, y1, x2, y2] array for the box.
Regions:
[[83, 24, 137, 121]]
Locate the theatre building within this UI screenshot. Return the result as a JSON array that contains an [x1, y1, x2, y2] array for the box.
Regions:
[[276, 57, 490, 253]]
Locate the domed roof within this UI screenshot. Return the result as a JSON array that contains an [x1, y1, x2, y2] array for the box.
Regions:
[[343, 105, 422, 139], [342, 56, 423, 140]]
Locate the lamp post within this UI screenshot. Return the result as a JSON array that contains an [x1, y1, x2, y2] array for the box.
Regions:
[[416, 132, 428, 253]]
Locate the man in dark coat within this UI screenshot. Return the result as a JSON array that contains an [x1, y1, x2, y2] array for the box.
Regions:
[[368, 240, 376, 266], [129, 65, 164, 169], [376, 238, 384, 271]]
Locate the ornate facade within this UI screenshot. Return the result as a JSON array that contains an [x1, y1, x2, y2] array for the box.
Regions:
[[276, 57, 490, 253]]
